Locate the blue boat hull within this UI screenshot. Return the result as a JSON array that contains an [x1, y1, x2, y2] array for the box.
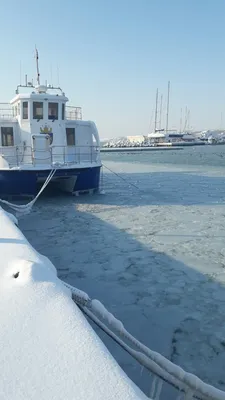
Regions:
[[0, 166, 101, 197]]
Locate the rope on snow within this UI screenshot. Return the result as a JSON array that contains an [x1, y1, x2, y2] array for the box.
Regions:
[[63, 280, 225, 400]]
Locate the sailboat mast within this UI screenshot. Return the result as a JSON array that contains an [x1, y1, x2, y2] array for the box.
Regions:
[[187, 109, 190, 131], [183, 106, 188, 131], [159, 94, 163, 130], [154, 88, 158, 133], [179, 108, 182, 133], [166, 81, 170, 134]]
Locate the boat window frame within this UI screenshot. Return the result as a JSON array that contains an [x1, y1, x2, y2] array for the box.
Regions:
[[22, 101, 28, 119], [66, 127, 75, 146], [48, 102, 58, 120], [62, 103, 65, 120], [33, 101, 44, 120], [1, 126, 14, 146]]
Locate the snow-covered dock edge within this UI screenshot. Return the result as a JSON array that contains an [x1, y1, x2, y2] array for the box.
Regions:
[[0, 206, 148, 400]]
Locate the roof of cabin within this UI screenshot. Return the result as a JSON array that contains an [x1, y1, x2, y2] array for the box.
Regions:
[[10, 93, 68, 104]]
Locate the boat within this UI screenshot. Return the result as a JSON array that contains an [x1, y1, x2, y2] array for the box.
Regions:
[[0, 50, 101, 198]]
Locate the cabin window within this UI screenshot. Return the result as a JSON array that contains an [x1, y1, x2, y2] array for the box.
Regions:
[[23, 102, 28, 119], [66, 128, 75, 146], [33, 101, 43, 119], [48, 102, 58, 120], [62, 103, 65, 120], [1, 127, 14, 146]]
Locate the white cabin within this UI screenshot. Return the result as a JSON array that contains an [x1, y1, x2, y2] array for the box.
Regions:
[[0, 84, 101, 169]]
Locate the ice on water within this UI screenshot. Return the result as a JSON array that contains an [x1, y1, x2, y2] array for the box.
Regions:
[[20, 146, 225, 396]]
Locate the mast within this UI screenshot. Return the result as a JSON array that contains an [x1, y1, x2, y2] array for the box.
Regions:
[[159, 94, 163, 130], [183, 106, 188, 132], [35, 48, 40, 85], [154, 88, 158, 133], [187, 109, 190, 131], [166, 81, 170, 134], [179, 108, 182, 133]]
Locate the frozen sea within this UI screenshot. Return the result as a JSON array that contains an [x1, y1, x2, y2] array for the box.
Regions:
[[20, 145, 225, 397]]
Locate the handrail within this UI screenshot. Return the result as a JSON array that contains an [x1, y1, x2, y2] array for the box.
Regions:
[[0, 103, 14, 119], [66, 106, 82, 120], [0, 104, 82, 121], [0, 145, 100, 168]]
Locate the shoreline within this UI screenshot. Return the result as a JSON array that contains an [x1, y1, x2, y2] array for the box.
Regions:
[[101, 146, 184, 152]]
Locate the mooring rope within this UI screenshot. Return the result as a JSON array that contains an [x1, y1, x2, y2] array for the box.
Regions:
[[102, 163, 142, 192], [63, 281, 225, 400], [0, 169, 56, 215]]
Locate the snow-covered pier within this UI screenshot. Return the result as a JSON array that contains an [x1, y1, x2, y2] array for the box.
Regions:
[[0, 206, 147, 400]]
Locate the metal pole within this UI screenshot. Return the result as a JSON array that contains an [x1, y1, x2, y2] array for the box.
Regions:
[[183, 106, 188, 132], [35, 48, 40, 85], [159, 95, 163, 130], [154, 88, 158, 133], [179, 108, 182, 133], [166, 81, 170, 134], [187, 109, 190, 131]]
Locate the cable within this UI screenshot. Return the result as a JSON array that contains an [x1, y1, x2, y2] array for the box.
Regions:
[[0, 169, 56, 215], [102, 163, 142, 193]]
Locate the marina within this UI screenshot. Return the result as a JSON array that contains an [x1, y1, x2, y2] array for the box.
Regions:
[[0, 2, 225, 395]]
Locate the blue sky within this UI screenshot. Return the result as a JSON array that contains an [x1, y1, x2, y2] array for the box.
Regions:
[[0, 0, 225, 137]]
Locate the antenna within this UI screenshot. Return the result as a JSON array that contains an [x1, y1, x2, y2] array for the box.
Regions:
[[35, 47, 40, 85], [25, 74, 28, 86], [57, 64, 60, 86], [166, 81, 170, 134], [154, 88, 158, 133], [20, 61, 22, 85], [50, 64, 53, 86]]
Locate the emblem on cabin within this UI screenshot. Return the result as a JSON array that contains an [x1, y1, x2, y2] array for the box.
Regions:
[[40, 125, 53, 145]]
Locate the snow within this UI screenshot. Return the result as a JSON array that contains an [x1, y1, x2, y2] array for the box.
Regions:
[[17, 150, 225, 398], [0, 206, 148, 400], [91, 299, 125, 331]]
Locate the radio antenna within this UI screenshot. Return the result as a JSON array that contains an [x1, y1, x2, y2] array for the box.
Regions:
[[35, 47, 40, 85]]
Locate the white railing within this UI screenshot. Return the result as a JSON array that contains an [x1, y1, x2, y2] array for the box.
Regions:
[[0, 145, 100, 168], [66, 106, 82, 120], [0, 103, 82, 121], [0, 103, 14, 119]]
